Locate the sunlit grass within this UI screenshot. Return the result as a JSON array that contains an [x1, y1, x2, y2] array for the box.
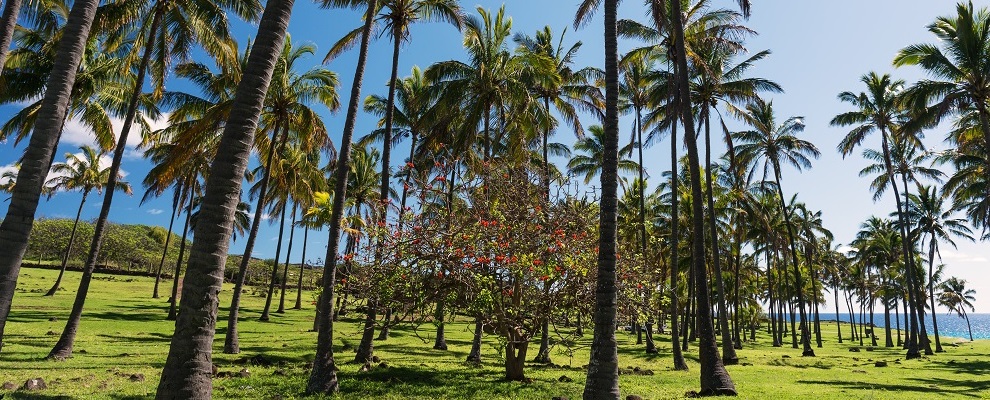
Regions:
[[1, 267, 989, 399]]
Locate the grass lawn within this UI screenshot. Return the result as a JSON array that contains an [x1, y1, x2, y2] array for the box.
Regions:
[[1, 267, 989, 399]]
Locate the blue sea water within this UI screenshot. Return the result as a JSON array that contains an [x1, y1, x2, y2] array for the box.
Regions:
[[818, 312, 990, 340]]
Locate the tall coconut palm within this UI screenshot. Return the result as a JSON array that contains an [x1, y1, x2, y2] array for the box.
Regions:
[[0, 0, 22, 77], [154, 0, 294, 397], [307, 0, 380, 395], [573, 0, 622, 396], [734, 97, 820, 358], [43, 146, 131, 296], [568, 125, 638, 185], [0, 0, 103, 353], [907, 185, 974, 351], [938, 276, 977, 341]]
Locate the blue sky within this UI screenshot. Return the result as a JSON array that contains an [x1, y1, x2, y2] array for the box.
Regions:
[[1, 0, 988, 311]]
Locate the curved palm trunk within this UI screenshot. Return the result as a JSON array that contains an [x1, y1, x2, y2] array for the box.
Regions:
[[581, 0, 621, 398], [703, 111, 738, 364], [259, 199, 290, 321], [153, 187, 181, 299], [155, 1, 295, 397], [771, 166, 815, 357], [669, 0, 736, 391], [834, 285, 843, 343], [223, 120, 285, 353], [293, 225, 308, 310], [669, 117, 688, 370], [0, 0, 22, 77], [0, 0, 100, 354], [306, 0, 378, 395], [45, 190, 89, 296], [276, 205, 298, 313], [165, 194, 194, 321], [47, 7, 164, 359], [927, 237, 943, 352], [899, 173, 932, 355]]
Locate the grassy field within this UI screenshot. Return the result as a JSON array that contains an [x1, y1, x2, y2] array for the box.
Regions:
[[1, 268, 989, 399]]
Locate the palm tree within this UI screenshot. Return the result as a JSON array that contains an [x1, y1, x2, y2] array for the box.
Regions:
[[734, 97, 820, 357], [0, 0, 22, 77], [939, 277, 977, 341], [568, 125, 638, 185], [154, 0, 295, 396], [43, 146, 131, 296], [831, 71, 927, 358], [907, 185, 974, 351], [0, 0, 103, 354], [307, 0, 379, 395]]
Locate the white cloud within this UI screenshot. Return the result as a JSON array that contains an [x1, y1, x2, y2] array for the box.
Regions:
[[60, 113, 170, 150], [837, 244, 856, 255], [147, 209, 164, 215], [940, 250, 989, 263]]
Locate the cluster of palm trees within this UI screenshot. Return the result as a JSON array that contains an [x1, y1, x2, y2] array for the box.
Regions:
[[0, 0, 986, 399]]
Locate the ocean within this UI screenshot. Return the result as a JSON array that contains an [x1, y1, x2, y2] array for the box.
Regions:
[[814, 312, 990, 340]]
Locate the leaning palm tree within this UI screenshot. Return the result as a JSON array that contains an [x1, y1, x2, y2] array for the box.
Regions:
[[43, 146, 131, 296], [0, 0, 104, 353], [734, 97, 820, 358], [938, 276, 977, 341], [307, 0, 380, 395], [154, 0, 294, 397], [907, 185, 974, 351]]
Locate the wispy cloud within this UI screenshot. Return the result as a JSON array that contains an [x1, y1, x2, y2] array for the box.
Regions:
[[147, 209, 164, 215], [941, 250, 988, 263]]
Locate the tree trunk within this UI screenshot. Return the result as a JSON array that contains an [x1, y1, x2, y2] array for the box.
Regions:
[[377, 306, 392, 340], [153, 186, 180, 299], [669, 113, 687, 370], [900, 174, 932, 355], [0, 0, 100, 354], [703, 111, 737, 364], [223, 119, 285, 353], [927, 237, 943, 352], [306, 0, 378, 395], [259, 198, 290, 321], [0, 0, 22, 77], [581, 0, 621, 397], [503, 328, 529, 381], [433, 297, 447, 350], [48, 7, 164, 358], [466, 317, 482, 363], [155, 1, 294, 397], [45, 190, 88, 296], [772, 167, 814, 357], [277, 205, 297, 313], [834, 285, 842, 343], [293, 226, 308, 310], [884, 296, 894, 347], [166, 193, 194, 321], [354, 298, 377, 363]]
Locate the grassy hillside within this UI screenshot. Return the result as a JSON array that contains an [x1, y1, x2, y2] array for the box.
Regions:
[[1, 268, 988, 399]]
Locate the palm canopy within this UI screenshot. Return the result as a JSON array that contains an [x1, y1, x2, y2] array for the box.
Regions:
[[907, 185, 975, 247], [46, 145, 132, 198], [831, 72, 917, 157], [858, 140, 943, 201], [733, 97, 820, 181], [939, 277, 976, 316], [324, 0, 464, 62], [567, 124, 638, 185]]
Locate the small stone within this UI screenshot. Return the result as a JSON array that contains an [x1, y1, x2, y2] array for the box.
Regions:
[[626, 396, 644, 400], [282, 343, 288, 347], [46, 330, 57, 336], [129, 374, 145, 382], [685, 391, 700, 398], [238, 368, 251, 378], [273, 369, 287, 376], [848, 347, 860, 352], [558, 375, 573, 382], [2, 381, 16, 390], [378, 362, 389, 369], [782, 355, 791, 359], [359, 362, 372, 372], [21, 378, 47, 391], [852, 369, 867, 373], [874, 361, 888, 367], [741, 363, 752, 366], [372, 355, 381, 363], [78, 349, 87, 354], [48, 317, 57, 322], [212, 364, 219, 376], [552, 397, 569, 400]]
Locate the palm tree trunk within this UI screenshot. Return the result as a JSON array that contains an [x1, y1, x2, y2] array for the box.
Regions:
[[45, 190, 88, 296], [899, 175, 932, 355], [153, 186, 181, 299], [277, 205, 297, 313], [260, 198, 290, 321], [669, 116, 687, 370], [669, 0, 735, 392], [307, 0, 378, 395], [927, 237, 943, 352], [895, 299, 902, 346], [964, 309, 973, 341], [154, 1, 295, 396], [223, 119, 285, 353], [166, 193, 194, 321], [884, 296, 893, 347], [0, 0, 22, 77], [581, 1, 621, 397], [703, 110, 738, 364], [48, 7, 164, 359], [834, 285, 842, 343], [0, 0, 100, 354], [294, 225, 308, 310], [771, 167, 814, 357], [878, 131, 921, 359]]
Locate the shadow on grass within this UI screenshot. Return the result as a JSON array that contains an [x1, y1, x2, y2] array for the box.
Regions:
[[797, 379, 945, 395], [931, 359, 990, 375], [909, 376, 990, 397], [4, 393, 76, 400]]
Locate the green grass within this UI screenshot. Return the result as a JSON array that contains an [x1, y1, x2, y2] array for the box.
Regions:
[[2, 267, 990, 399]]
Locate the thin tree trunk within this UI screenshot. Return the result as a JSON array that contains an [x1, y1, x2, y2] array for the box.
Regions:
[[581, 0, 621, 397], [45, 190, 88, 296], [155, 1, 294, 396], [294, 226, 308, 310], [703, 111, 737, 364], [0, 0, 100, 354], [433, 296, 447, 350], [277, 205, 297, 313], [669, 114, 687, 369], [834, 285, 842, 343], [884, 296, 893, 347], [153, 186, 180, 299], [900, 175, 932, 355], [0, 0, 23, 77], [771, 167, 814, 357], [895, 299, 902, 346], [466, 316, 482, 363], [223, 119, 285, 353], [48, 6, 164, 358], [927, 237, 943, 352], [306, 0, 378, 395], [166, 193, 194, 321], [259, 198, 290, 321]]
